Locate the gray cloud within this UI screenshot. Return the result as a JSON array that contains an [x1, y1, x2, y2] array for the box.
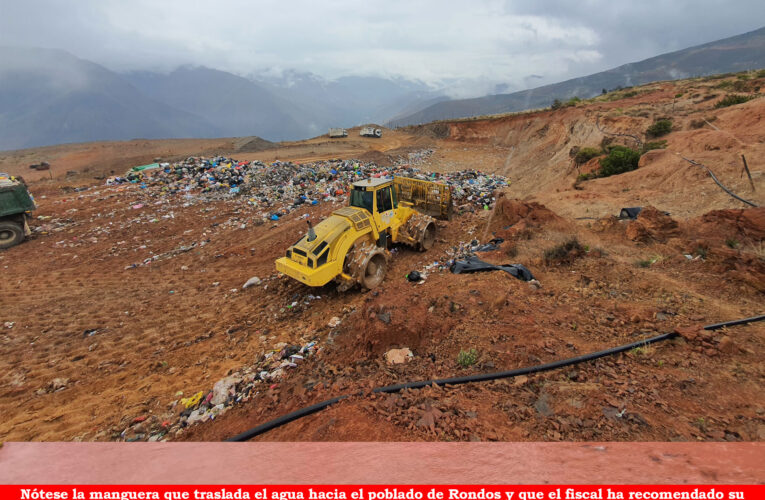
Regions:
[[1, 0, 763, 95]]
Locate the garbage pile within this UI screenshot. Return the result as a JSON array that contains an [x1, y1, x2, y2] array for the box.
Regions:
[[107, 157, 261, 195], [402, 149, 435, 165], [105, 152, 509, 218], [119, 338, 320, 442]]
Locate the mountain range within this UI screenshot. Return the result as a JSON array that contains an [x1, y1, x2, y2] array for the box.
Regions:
[[0, 47, 216, 151], [388, 26, 765, 126], [0, 49, 444, 151], [1, 26, 764, 151]]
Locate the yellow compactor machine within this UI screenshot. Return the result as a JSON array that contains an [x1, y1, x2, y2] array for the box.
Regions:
[[276, 176, 452, 290]]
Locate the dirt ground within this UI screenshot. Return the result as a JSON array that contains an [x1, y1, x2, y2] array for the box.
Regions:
[[1, 74, 764, 442]]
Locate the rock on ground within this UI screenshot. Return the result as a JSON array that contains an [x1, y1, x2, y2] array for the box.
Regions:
[[385, 348, 414, 365]]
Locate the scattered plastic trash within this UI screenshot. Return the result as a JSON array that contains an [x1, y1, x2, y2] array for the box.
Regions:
[[180, 391, 204, 409], [619, 207, 642, 220], [472, 239, 503, 252], [407, 270, 422, 282], [210, 377, 239, 406], [117, 338, 321, 442], [242, 276, 261, 289], [619, 207, 670, 219]]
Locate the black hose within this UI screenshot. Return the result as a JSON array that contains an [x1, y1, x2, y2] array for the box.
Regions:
[[371, 332, 675, 394], [705, 168, 759, 207], [596, 115, 643, 148], [226, 395, 351, 442], [680, 156, 759, 208], [226, 314, 764, 441], [703, 314, 765, 331]]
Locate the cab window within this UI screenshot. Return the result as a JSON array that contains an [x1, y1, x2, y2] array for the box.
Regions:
[[376, 187, 393, 212], [350, 188, 373, 213]]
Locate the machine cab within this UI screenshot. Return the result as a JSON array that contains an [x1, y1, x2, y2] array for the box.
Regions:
[[350, 178, 397, 214], [349, 178, 400, 238]]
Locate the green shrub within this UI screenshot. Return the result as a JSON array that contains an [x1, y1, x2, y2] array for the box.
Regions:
[[726, 238, 739, 249], [566, 96, 582, 107], [646, 119, 673, 138], [715, 94, 752, 108], [733, 80, 749, 92], [641, 140, 667, 154], [457, 349, 478, 368], [689, 119, 706, 129], [714, 80, 733, 89], [598, 146, 641, 177], [757, 69, 765, 78], [551, 99, 563, 110], [576, 173, 592, 182], [544, 239, 584, 265], [574, 147, 601, 165], [635, 260, 652, 268]]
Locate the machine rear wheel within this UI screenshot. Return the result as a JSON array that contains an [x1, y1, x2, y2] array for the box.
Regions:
[[0, 221, 24, 249], [419, 222, 435, 251]]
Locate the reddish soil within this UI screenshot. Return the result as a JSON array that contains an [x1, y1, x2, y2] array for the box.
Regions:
[[625, 207, 681, 243], [1, 74, 764, 443]]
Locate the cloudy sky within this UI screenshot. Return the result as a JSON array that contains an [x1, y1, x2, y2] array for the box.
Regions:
[[1, 0, 763, 95]]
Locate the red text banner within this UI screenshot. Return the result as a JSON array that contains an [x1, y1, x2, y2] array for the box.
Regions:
[[3, 485, 761, 500]]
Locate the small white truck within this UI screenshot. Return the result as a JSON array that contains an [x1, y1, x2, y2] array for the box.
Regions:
[[328, 128, 348, 138], [360, 127, 382, 138]]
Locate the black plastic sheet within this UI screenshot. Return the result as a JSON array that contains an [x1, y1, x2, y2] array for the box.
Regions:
[[449, 256, 535, 281]]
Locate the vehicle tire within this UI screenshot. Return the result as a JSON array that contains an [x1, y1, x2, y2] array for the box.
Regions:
[[361, 253, 387, 290], [419, 222, 435, 251], [0, 221, 24, 249]]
